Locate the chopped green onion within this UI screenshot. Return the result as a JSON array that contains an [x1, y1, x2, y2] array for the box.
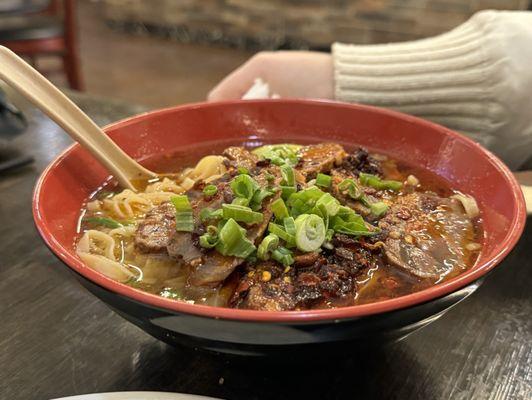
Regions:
[[264, 172, 275, 183], [288, 186, 326, 216], [237, 166, 249, 175], [200, 207, 223, 223], [272, 246, 294, 266], [314, 192, 340, 218], [251, 188, 275, 209], [268, 222, 295, 246], [294, 214, 326, 252], [359, 173, 402, 191], [338, 178, 363, 200], [283, 217, 296, 236], [171, 195, 194, 232], [271, 198, 289, 220], [316, 173, 332, 188], [280, 164, 295, 186], [252, 144, 301, 166], [232, 197, 250, 207], [369, 201, 389, 217], [230, 174, 259, 200], [331, 206, 379, 236], [199, 225, 219, 249], [257, 234, 279, 260], [215, 218, 256, 258], [83, 217, 123, 229], [203, 184, 218, 197], [222, 204, 263, 224], [281, 185, 297, 201]]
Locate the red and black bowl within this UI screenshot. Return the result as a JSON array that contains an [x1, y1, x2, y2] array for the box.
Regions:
[[33, 100, 526, 356]]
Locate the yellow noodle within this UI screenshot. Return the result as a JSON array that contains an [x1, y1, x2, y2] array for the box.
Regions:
[[77, 253, 136, 282], [77, 153, 229, 289]]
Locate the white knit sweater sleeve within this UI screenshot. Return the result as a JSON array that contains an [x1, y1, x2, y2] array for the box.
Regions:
[[332, 10, 532, 169]]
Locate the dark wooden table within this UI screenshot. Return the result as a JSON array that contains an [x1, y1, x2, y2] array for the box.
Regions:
[[0, 91, 530, 400]]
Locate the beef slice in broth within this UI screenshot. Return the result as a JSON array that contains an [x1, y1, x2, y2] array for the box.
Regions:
[[135, 202, 176, 253], [296, 143, 347, 178], [223, 146, 259, 171], [188, 168, 282, 286], [379, 192, 475, 280]]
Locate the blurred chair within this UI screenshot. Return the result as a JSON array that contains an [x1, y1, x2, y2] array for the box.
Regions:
[[0, 0, 83, 90]]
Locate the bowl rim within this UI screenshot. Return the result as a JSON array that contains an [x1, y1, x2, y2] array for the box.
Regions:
[[33, 99, 527, 322]]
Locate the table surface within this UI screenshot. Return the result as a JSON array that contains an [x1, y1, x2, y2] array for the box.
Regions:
[[0, 91, 530, 400]]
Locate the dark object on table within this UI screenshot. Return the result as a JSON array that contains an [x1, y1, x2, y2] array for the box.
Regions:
[[33, 100, 525, 356], [0, 0, 83, 90], [0, 87, 26, 139], [0, 87, 34, 172]]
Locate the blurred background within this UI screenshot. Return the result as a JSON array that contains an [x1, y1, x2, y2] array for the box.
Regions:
[[1, 0, 531, 110]]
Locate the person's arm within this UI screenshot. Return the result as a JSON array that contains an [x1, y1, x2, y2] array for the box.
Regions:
[[208, 10, 532, 169], [334, 10, 532, 169]]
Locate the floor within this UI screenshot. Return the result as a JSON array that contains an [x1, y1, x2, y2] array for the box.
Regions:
[[50, 0, 254, 109]]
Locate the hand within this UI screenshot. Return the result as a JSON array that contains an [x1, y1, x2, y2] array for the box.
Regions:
[[207, 51, 334, 101]]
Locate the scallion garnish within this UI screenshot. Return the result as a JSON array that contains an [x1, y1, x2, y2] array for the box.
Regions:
[[315, 173, 332, 188], [280, 164, 295, 186], [268, 222, 295, 246], [199, 225, 219, 249], [251, 188, 275, 209], [230, 174, 259, 200], [369, 201, 389, 217], [203, 184, 218, 197], [232, 197, 250, 207], [314, 192, 340, 218], [284, 217, 297, 237], [287, 186, 325, 216], [294, 214, 326, 252], [200, 207, 223, 223], [338, 178, 363, 200], [171, 195, 194, 232], [252, 144, 301, 166], [264, 172, 275, 183], [331, 206, 379, 236], [271, 198, 289, 220], [257, 234, 279, 260], [271, 246, 294, 266], [222, 204, 263, 224], [215, 218, 256, 258], [359, 173, 402, 191], [83, 217, 124, 229], [281, 185, 297, 201]]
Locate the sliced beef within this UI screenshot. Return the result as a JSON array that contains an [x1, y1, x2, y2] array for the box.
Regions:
[[134, 202, 176, 253], [166, 178, 230, 283], [167, 167, 282, 287], [233, 242, 381, 311], [222, 147, 259, 171], [330, 169, 375, 217], [231, 262, 296, 311], [293, 252, 320, 267], [189, 168, 282, 286], [166, 180, 228, 265], [379, 192, 474, 279], [297, 143, 347, 179], [166, 232, 203, 264]]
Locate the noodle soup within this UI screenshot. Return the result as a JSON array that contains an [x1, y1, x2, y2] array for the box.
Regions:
[[77, 142, 482, 311]]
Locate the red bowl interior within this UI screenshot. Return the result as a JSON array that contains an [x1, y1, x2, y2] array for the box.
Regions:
[[33, 99, 526, 322]]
